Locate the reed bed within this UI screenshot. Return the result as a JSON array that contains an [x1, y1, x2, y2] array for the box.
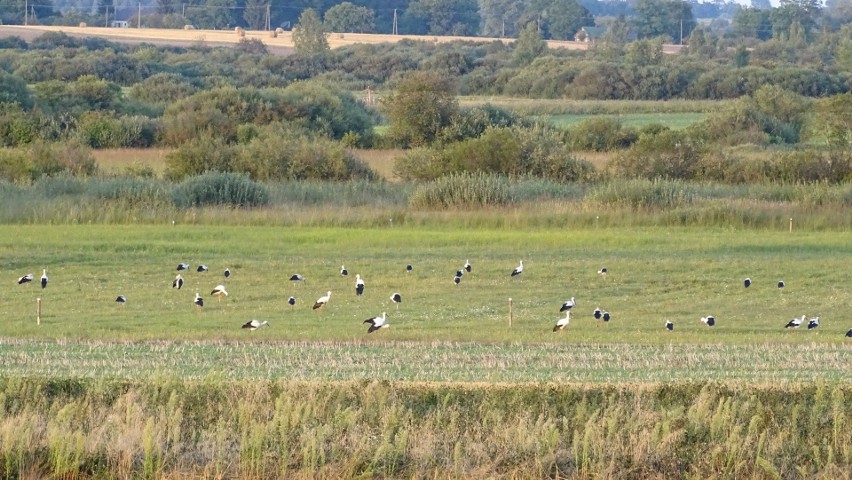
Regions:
[[0, 376, 849, 478], [0, 176, 849, 229]]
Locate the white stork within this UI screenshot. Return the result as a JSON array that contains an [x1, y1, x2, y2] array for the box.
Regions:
[[453, 275, 461, 286], [197, 265, 208, 273], [665, 320, 674, 331], [602, 311, 611, 322], [807, 316, 820, 330], [553, 311, 570, 332], [290, 274, 305, 286], [785, 315, 805, 328], [744, 278, 751, 288], [194, 292, 204, 310], [406, 264, 413, 272], [364, 312, 389, 333], [511, 260, 523, 277], [313, 291, 331, 311], [224, 268, 231, 278], [211, 285, 228, 303], [115, 295, 127, 304], [355, 275, 365, 296], [778, 280, 785, 288], [40, 269, 48, 289], [173, 274, 184, 290], [340, 265, 348, 276], [17, 273, 33, 285], [701, 316, 715, 327], [288, 296, 296, 307], [464, 259, 471, 273], [390, 292, 402, 309], [177, 263, 189, 271], [593, 307, 602, 320], [846, 328, 852, 338], [598, 267, 607, 275], [242, 319, 269, 331], [560, 297, 575, 312]]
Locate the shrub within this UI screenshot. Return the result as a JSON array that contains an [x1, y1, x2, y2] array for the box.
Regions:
[[164, 136, 236, 180], [171, 172, 270, 208], [609, 129, 705, 179], [409, 172, 512, 208], [0, 148, 31, 182], [589, 178, 697, 209], [567, 117, 639, 151]]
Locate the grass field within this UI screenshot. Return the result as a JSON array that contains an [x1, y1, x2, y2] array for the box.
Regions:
[[1, 225, 849, 361], [547, 112, 706, 130]]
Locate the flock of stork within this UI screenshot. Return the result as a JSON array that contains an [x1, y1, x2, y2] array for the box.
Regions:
[[14, 261, 852, 338]]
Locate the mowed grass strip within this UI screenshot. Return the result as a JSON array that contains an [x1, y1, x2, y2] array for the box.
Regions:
[[0, 225, 849, 344], [1, 339, 850, 382]]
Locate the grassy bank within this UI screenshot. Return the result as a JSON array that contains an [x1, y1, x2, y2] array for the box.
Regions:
[[0, 378, 849, 479]]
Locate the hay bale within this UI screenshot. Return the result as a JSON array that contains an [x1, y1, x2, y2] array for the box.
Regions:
[[275, 27, 284, 34], [79, 22, 87, 28], [183, 24, 195, 30]]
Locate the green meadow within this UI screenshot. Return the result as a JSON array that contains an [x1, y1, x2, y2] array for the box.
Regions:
[[1, 224, 849, 346]]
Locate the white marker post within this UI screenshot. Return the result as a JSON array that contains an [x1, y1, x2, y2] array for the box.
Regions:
[[36, 298, 41, 325], [508, 298, 513, 328]]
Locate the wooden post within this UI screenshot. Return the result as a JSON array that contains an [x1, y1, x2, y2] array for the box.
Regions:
[[508, 298, 513, 328], [789, 217, 793, 233], [36, 298, 41, 325]]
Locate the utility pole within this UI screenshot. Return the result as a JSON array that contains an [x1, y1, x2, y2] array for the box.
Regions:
[[105, 5, 109, 27], [392, 8, 398, 35], [680, 18, 683, 45], [138, 3, 141, 28], [24, 0, 27, 25], [265, 4, 271, 31], [501, 18, 505, 38]]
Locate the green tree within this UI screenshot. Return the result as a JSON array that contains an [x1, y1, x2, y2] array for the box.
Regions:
[[597, 14, 629, 59], [324, 2, 376, 33], [293, 8, 329, 55], [810, 93, 852, 149], [545, 0, 593, 40], [513, 22, 547, 65], [732, 7, 773, 40], [243, 0, 268, 30], [633, 0, 696, 42], [383, 71, 458, 148], [770, 0, 821, 40], [403, 0, 481, 36], [479, 0, 528, 37], [0, 72, 33, 109]]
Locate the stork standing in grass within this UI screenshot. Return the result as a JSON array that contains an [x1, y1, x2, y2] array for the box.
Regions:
[[173, 274, 184, 290], [355, 275, 365, 296], [364, 312, 388, 333], [593, 307, 602, 320], [744, 278, 751, 288], [288, 296, 296, 308], [290, 274, 305, 286], [17, 273, 33, 285], [665, 321, 674, 331], [177, 263, 189, 271], [40, 269, 48, 289], [194, 293, 203, 312], [340, 265, 348, 276], [701, 316, 715, 327], [313, 291, 331, 313], [464, 259, 471, 273], [197, 265, 208, 273], [560, 297, 575, 312], [116, 295, 127, 304], [211, 285, 228, 303], [390, 292, 402, 310], [511, 260, 523, 277], [224, 268, 231, 278], [807, 316, 820, 330], [553, 311, 570, 332]]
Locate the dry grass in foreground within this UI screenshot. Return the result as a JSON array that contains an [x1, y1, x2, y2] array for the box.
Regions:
[[0, 377, 848, 479]]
